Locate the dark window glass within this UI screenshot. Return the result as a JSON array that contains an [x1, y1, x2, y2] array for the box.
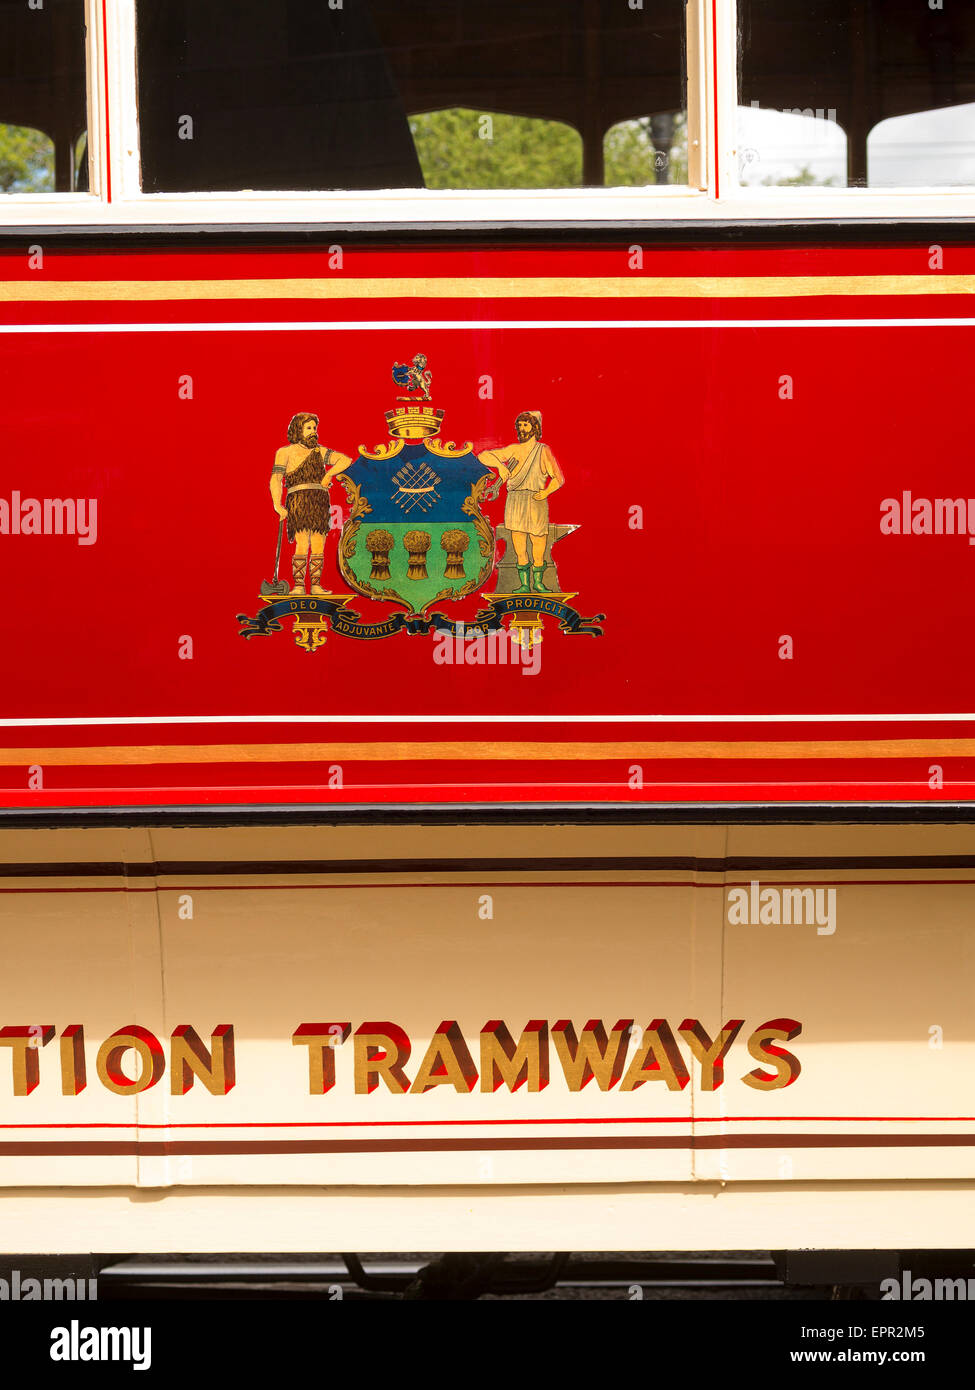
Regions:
[[739, 0, 975, 188], [0, 0, 88, 193], [136, 0, 686, 192]]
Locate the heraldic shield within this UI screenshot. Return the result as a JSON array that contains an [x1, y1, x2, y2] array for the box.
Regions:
[[338, 388, 494, 614], [237, 352, 605, 652]]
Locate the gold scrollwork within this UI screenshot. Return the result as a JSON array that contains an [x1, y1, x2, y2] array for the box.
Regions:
[[293, 620, 329, 653], [358, 440, 406, 461], [426, 439, 473, 459], [463, 476, 496, 561]]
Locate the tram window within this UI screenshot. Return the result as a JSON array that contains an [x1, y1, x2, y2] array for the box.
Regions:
[[0, 0, 88, 193], [738, 0, 975, 188], [135, 0, 687, 193]]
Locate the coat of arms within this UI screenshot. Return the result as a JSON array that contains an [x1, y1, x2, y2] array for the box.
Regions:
[[237, 357, 604, 651]]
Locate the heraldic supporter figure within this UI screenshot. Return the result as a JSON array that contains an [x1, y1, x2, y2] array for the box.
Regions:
[[478, 411, 564, 593], [270, 412, 353, 595]]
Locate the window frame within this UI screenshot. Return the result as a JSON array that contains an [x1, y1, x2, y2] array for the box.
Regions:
[[2, 0, 711, 224], [719, 0, 975, 215], [3, 0, 975, 226], [0, 0, 103, 204]]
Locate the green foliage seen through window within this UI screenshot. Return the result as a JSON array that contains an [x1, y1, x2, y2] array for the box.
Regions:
[[0, 124, 55, 193], [409, 108, 689, 189]]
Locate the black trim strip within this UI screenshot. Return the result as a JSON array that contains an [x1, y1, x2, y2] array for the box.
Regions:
[[3, 854, 975, 879], [1, 220, 975, 248], [1, 802, 975, 829]]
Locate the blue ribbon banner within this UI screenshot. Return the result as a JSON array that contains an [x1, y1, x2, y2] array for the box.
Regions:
[[237, 595, 604, 642]]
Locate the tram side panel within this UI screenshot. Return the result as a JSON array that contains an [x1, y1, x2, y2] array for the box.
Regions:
[[3, 241, 975, 807], [0, 847, 971, 1195]]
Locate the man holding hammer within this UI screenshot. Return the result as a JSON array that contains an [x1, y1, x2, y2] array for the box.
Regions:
[[478, 410, 564, 594]]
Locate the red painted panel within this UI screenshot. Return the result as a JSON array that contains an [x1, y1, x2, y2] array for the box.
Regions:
[[0, 242, 972, 808]]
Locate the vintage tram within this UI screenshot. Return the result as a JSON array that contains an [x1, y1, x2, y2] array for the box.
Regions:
[[1, 0, 975, 1285]]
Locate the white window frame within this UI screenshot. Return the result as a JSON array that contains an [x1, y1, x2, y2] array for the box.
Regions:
[[0, 0, 105, 208], [715, 0, 975, 218], [3, 0, 975, 226], [1, 0, 710, 225]]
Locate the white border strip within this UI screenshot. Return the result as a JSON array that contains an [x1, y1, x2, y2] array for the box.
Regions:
[[8, 189, 975, 227], [1, 318, 974, 334], [2, 714, 974, 728]]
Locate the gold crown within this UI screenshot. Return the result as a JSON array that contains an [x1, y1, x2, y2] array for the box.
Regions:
[[385, 403, 445, 439]]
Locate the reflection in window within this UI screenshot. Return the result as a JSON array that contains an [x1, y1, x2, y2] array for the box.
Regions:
[[136, 0, 686, 193], [604, 112, 688, 186], [0, 0, 87, 193], [869, 104, 975, 187], [739, 0, 975, 187], [412, 110, 581, 190], [736, 106, 845, 188], [74, 130, 88, 192], [137, 0, 422, 193]]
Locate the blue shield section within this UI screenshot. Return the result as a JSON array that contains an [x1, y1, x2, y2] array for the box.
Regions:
[[340, 440, 496, 612], [351, 442, 491, 523]]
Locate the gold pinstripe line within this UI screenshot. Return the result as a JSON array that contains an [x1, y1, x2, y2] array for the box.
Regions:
[[2, 740, 974, 765], [0, 274, 973, 301]]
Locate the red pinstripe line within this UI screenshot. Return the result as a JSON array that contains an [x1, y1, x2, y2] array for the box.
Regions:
[[2, 1134, 973, 1155], [711, 0, 720, 199], [100, 0, 111, 202]]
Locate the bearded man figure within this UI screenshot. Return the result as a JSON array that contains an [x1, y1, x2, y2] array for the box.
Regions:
[[477, 410, 564, 594], [270, 412, 353, 596]]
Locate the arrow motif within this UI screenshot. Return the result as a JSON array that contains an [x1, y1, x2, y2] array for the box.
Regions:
[[391, 462, 442, 513]]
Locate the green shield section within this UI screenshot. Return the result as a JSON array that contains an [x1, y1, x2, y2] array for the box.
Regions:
[[346, 520, 490, 613]]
